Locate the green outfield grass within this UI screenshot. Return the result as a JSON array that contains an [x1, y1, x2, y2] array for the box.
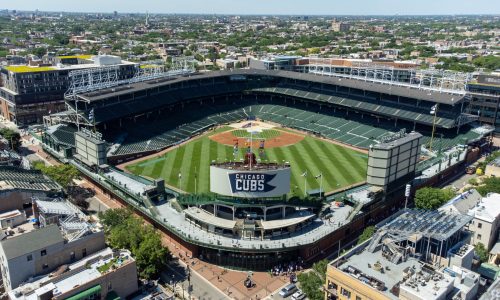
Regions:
[[125, 128, 368, 196], [232, 129, 282, 140]]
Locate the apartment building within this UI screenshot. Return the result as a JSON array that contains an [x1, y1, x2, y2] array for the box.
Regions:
[[0, 55, 136, 125], [8, 248, 138, 300], [468, 193, 500, 251], [0, 198, 105, 292], [325, 209, 480, 300]]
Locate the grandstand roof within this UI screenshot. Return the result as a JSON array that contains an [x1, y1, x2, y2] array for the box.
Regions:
[[46, 124, 77, 147], [75, 69, 465, 105], [260, 211, 315, 231], [185, 207, 236, 230]]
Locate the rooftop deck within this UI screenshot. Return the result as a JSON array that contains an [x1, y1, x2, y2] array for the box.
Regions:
[[156, 200, 352, 252], [9, 248, 133, 300]]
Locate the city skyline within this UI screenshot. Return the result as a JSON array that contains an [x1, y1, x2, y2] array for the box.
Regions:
[[2, 0, 500, 15]]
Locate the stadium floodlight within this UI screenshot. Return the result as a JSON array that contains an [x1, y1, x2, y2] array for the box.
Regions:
[[429, 104, 439, 152]]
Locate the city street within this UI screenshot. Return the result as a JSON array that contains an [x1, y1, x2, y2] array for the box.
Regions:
[[161, 259, 230, 300]]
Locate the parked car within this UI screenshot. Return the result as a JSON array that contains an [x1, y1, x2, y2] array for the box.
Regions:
[[279, 283, 297, 298], [291, 290, 306, 300]]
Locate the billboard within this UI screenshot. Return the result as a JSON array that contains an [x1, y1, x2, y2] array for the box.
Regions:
[[210, 166, 290, 198]]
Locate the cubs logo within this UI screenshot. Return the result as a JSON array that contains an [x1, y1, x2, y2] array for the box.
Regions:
[[229, 173, 277, 193]]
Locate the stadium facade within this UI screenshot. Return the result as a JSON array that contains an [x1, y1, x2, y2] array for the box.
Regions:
[[39, 65, 497, 270]]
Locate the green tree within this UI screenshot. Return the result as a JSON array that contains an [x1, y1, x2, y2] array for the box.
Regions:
[[135, 229, 169, 279], [414, 187, 455, 210], [98, 208, 170, 279], [108, 216, 144, 250], [476, 177, 500, 196], [297, 259, 328, 300], [0, 128, 21, 150], [473, 55, 500, 71], [474, 242, 488, 263], [312, 259, 328, 281], [468, 178, 478, 186], [99, 207, 133, 228], [298, 272, 324, 300], [358, 226, 376, 245], [52, 33, 69, 45], [32, 162, 79, 189], [132, 45, 146, 55]]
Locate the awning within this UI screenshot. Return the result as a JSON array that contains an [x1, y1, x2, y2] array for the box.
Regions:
[[105, 290, 121, 300], [66, 285, 102, 300]]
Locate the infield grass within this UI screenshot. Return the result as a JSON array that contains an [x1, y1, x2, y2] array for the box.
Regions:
[[125, 127, 368, 196]]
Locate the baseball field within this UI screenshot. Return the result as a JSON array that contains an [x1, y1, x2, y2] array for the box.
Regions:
[[125, 125, 368, 196]]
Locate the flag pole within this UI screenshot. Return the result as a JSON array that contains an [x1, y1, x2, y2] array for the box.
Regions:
[[320, 173, 323, 199], [304, 173, 307, 197], [250, 123, 253, 170]]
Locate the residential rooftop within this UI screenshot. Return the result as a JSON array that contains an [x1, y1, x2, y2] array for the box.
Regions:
[[467, 193, 500, 223], [8, 248, 133, 300], [329, 210, 478, 300], [439, 189, 482, 215], [3, 55, 136, 74], [334, 245, 454, 299], [4, 65, 56, 73], [56, 54, 93, 60]]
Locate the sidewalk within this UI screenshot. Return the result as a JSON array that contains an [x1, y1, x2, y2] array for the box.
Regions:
[[161, 234, 287, 300]]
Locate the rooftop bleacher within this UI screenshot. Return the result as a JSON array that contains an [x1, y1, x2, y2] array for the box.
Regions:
[[46, 124, 78, 147], [0, 166, 60, 191]]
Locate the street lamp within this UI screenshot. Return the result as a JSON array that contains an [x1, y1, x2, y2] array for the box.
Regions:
[[187, 266, 191, 298]]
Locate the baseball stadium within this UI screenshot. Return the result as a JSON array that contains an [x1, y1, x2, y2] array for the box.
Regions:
[[41, 65, 493, 270]]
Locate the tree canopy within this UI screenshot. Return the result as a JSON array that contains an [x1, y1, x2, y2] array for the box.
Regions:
[[473, 55, 500, 71], [98, 208, 170, 279], [0, 128, 21, 150], [298, 259, 328, 300], [358, 226, 376, 245], [414, 187, 455, 210], [474, 242, 488, 263], [32, 161, 80, 189], [475, 177, 500, 196]]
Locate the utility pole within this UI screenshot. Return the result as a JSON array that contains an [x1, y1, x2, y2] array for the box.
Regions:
[[187, 266, 191, 299]]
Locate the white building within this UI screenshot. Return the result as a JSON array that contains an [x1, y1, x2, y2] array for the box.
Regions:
[[467, 193, 500, 251], [8, 248, 138, 300], [0, 199, 105, 293]]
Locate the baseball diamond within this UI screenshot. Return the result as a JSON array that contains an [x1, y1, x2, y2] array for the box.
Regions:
[[125, 124, 368, 196]]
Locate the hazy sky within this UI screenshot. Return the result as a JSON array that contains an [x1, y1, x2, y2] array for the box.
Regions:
[[2, 0, 500, 15]]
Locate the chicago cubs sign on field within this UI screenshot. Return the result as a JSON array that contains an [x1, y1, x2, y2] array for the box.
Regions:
[[229, 173, 276, 193], [210, 165, 290, 198]]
